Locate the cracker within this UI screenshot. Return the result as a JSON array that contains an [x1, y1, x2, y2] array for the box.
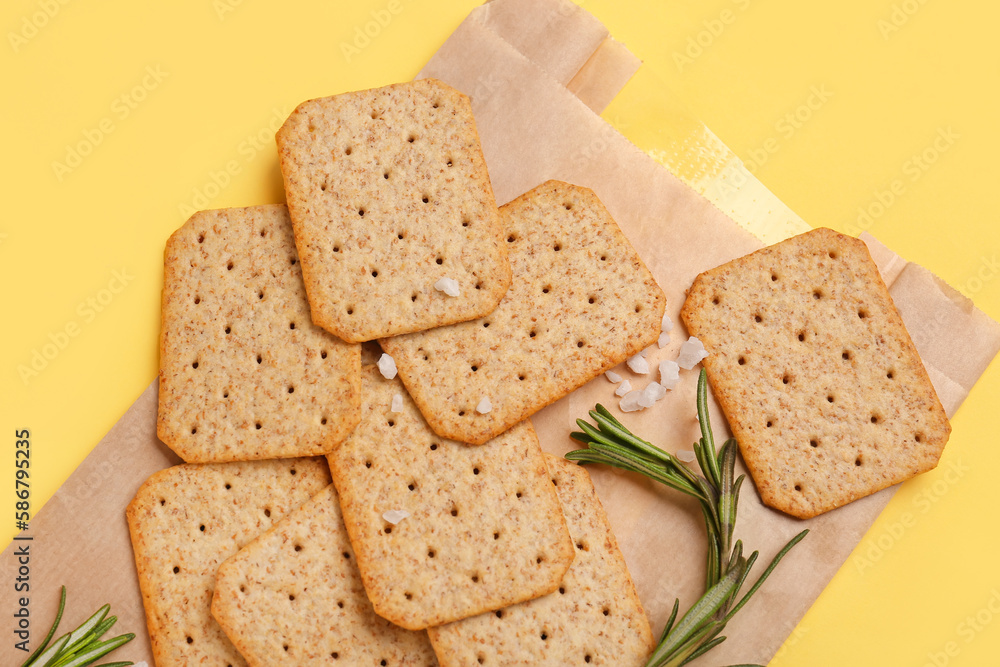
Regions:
[[126, 458, 330, 666], [680, 227, 951, 518], [157, 204, 361, 462], [381, 180, 665, 445], [277, 78, 511, 343], [428, 455, 654, 666], [326, 364, 574, 630], [212, 484, 439, 666]]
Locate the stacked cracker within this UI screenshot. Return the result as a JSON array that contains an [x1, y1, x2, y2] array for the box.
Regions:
[[133, 78, 663, 666]]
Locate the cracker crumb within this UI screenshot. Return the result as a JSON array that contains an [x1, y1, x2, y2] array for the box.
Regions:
[[377, 353, 398, 379]]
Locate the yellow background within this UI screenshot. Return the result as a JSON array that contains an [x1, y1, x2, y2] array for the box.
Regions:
[[2, 0, 998, 664]]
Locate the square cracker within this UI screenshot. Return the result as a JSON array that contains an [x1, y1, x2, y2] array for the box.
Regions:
[[680, 227, 951, 518], [157, 204, 361, 462], [326, 364, 574, 630], [428, 455, 654, 667], [381, 180, 666, 445], [276, 78, 511, 343], [212, 484, 439, 666], [126, 457, 330, 667]]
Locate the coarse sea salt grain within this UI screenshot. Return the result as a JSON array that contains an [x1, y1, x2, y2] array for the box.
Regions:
[[677, 336, 709, 370], [390, 393, 404, 413], [658, 331, 671, 348], [661, 313, 673, 332], [659, 360, 680, 389], [643, 381, 667, 404], [626, 351, 649, 374], [615, 379, 632, 397], [476, 397, 492, 414], [605, 370, 623, 383], [433, 276, 460, 297], [619, 390, 643, 412], [382, 509, 411, 525], [676, 449, 697, 463], [377, 353, 397, 379]]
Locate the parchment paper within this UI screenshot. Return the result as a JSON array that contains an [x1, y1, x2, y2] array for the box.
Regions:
[[3, 1, 999, 665]]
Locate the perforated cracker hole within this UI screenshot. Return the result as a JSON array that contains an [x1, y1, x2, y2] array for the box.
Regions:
[[288, 386, 294, 394], [411, 294, 418, 302], [495, 610, 504, 619], [829, 250, 839, 259], [290, 258, 298, 265], [422, 195, 430, 204], [515, 490, 523, 499], [427, 548, 435, 558], [263, 508, 271, 517], [870, 414, 881, 424], [886, 370, 894, 379], [227, 261, 234, 271], [471, 574, 480, 583], [173, 566, 180, 574], [224, 326, 231, 334], [384, 525, 392, 534], [754, 314, 763, 323], [797, 331, 806, 342], [827, 395, 835, 403], [458, 410, 466, 417], [192, 361, 199, 369], [383, 171, 390, 180], [794, 484, 803, 492], [283, 644, 289, 651], [518, 373, 526, 381], [321, 350, 328, 359], [475, 281, 483, 290], [191, 426, 197, 435], [223, 391, 229, 398], [473, 467, 480, 475], [712, 296, 720, 305], [404, 592, 412, 600], [809, 438, 819, 448], [493, 531, 500, 540], [258, 290, 264, 300], [462, 218, 470, 227], [585, 655, 593, 663], [602, 607, 610, 616], [450, 506, 459, 517], [855, 456, 863, 466], [199, 524, 205, 532], [588, 296, 596, 304], [371, 270, 378, 278], [915, 433, 924, 443], [346, 307, 354, 315], [554, 243, 562, 251], [507, 234, 516, 243], [358, 208, 365, 217], [344, 146, 352, 155], [187, 636, 193, 644], [842, 350, 852, 361], [256, 354, 262, 364], [782, 374, 791, 385], [858, 308, 869, 319], [536, 555, 544, 564], [436, 257, 444, 265], [408, 134, 416, 143], [529, 330, 537, 338], [294, 544, 302, 552], [737, 356, 746, 366], [194, 296, 201, 305], [289, 594, 295, 601], [256, 422, 262, 430], [483, 321, 490, 328], [289, 322, 296, 330], [471, 365, 478, 372], [430, 443, 438, 451], [559, 586, 566, 594], [577, 340, 585, 348], [541, 631, 549, 640], [564, 202, 573, 210], [197, 234, 204, 243], [766, 419, 774, 428], [225, 483, 231, 490], [365, 460, 372, 468], [634, 304, 643, 313], [576, 541, 588, 551], [342, 552, 350, 560], [771, 273, 779, 282], [813, 289, 823, 300]]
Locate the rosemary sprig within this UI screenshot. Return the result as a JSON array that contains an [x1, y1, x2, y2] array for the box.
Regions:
[[21, 586, 135, 667], [567, 369, 808, 667]]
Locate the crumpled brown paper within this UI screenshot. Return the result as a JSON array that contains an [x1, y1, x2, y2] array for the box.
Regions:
[[3, 1, 998, 665]]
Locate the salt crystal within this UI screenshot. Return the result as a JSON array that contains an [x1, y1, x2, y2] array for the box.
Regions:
[[605, 370, 623, 383], [382, 509, 411, 525], [677, 336, 709, 370], [659, 360, 680, 389], [661, 314, 674, 332], [643, 382, 667, 404], [434, 277, 460, 297], [657, 331, 671, 348], [615, 379, 632, 397], [390, 393, 404, 413], [626, 351, 649, 374], [476, 397, 492, 414], [619, 390, 643, 412], [676, 449, 697, 463], [377, 353, 397, 379]]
